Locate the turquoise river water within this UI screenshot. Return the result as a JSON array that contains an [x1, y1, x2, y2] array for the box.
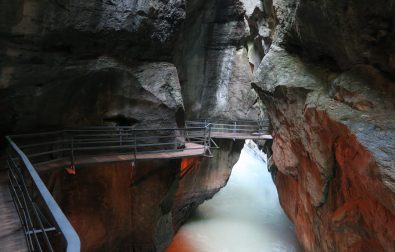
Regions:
[[167, 143, 302, 252]]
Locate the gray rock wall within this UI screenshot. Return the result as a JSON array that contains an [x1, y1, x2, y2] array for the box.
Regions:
[[0, 1, 263, 251], [0, 0, 187, 138], [174, 0, 265, 121], [1, 0, 265, 134]]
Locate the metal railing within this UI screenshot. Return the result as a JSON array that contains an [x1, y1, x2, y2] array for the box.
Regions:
[[6, 136, 81, 252], [5, 125, 212, 252], [186, 120, 271, 138], [9, 126, 212, 166]]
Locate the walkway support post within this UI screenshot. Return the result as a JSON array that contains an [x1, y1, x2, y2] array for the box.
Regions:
[[133, 130, 137, 167], [203, 123, 213, 157], [203, 125, 207, 151]]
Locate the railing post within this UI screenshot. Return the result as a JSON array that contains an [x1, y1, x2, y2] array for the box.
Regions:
[[133, 130, 137, 168], [207, 124, 212, 149], [234, 121, 236, 134], [203, 124, 207, 151], [70, 136, 75, 172], [119, 128, 122, 150]]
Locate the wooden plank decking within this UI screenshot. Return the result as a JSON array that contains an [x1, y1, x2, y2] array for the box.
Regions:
[[0, 171, 28, 252]]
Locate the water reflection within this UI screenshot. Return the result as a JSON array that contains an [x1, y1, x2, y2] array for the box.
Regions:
[[167, 142, 301, 252]]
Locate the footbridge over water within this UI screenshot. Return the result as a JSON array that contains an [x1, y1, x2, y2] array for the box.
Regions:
[[2, 120, 272, 252], [186, 120, 272, 141]]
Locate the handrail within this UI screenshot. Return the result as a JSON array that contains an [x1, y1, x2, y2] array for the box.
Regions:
[[10, 126, 211, 165], [186, 121, 266, 127], [4, 125, 213, 251], [186, 120, 269, 128], [6, 136, 81, 252], [9, 127, 207, 139], [186, 120, 271, 137]]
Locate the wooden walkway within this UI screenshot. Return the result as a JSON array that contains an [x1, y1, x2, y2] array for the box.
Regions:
[[0, 171, 28, 252], [36, 143, 206, 171], [210, 132, 272, 140]]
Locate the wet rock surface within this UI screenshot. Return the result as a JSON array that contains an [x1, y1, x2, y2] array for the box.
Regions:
[[173, 0, 265, 121], [253, 0, 395, 250]]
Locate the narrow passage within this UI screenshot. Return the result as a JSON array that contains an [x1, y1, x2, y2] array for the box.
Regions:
[[168, 142, 301, 252]]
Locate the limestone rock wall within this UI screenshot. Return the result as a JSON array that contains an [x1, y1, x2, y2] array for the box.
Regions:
[[0, 0, 187, 138], [173, 0, 266, 121], [0, 0, 266, 136], [0, 1, 251, 250], [253, 0, 395, 251], [2, 57, 184, 132]]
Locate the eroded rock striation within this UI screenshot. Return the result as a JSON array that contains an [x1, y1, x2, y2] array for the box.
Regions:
[[253, 0, 395, 251]]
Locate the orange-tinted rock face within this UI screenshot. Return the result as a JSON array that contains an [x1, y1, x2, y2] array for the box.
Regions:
[[331, 136, 395, 250], [41, 139, 243, 251], [46, 160, 180, 251], [274, 113, 395, 251], [254, 46, 395, 251], [260, 90, 395, 251], [266, 89, 395, 251]]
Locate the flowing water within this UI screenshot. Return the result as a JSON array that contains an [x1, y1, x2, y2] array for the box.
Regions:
[[167, 143, 302, 252]]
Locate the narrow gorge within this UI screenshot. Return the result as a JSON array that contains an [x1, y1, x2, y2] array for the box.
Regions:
[[0, 0, 394, 251]]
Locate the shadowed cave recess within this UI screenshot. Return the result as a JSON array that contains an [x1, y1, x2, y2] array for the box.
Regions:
[[0, 0, 394, 251]]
